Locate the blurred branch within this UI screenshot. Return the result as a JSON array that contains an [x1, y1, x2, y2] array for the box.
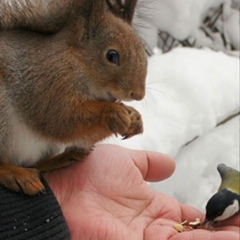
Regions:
[[143, 3, 238, 55]]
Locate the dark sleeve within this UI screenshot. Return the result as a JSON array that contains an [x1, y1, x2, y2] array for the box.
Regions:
[[0, 177, 71, 240]]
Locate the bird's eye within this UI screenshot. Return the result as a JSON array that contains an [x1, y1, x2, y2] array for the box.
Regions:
[[107, 50, 120, 65]]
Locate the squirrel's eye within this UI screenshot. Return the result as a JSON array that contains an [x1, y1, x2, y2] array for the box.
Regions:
[[107, 50, 120, 65]]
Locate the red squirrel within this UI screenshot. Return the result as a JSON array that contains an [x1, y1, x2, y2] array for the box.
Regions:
[[0, 0, 147, 195]]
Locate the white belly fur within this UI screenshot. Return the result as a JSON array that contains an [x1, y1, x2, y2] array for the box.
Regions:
[[8, 112, 64, 166]]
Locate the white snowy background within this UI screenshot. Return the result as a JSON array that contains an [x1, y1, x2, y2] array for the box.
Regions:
[[104, 0, 239, 212]]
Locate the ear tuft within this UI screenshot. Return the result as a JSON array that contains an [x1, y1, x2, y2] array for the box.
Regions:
[[81, 0, 105, 20], [106, 0, 138, 24]]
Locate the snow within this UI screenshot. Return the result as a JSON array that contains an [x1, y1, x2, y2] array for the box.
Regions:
[[152, 116, 239, 211], [104, 47, 239, 211], [134, 0, 239, 51]]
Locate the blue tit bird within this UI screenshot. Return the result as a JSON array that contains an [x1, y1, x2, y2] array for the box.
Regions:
[[204, 163, 240, 226]]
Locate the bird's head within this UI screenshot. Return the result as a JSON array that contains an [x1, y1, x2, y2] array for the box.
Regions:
[[204, 189, 239, 226]]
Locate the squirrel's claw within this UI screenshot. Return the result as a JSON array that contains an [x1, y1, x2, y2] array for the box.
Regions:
[[122, 134, 129, 140]]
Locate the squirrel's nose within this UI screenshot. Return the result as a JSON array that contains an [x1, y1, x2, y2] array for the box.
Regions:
[[130, 89, 145, 100]]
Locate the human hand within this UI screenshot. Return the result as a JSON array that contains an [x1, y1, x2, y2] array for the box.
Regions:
[[45, 144, 239, 240]]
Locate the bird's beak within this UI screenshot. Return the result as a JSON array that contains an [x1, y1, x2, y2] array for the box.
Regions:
[[202, 219, 215, 228]]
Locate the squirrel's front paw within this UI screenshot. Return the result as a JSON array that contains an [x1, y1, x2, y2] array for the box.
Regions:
[[102, 103, 131, 136], [0, 165, 45, 195], [122, 105, 143, 139]]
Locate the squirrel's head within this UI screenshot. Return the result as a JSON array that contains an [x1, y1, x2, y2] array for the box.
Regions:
[[1, 0, 147, 120], [69, 0, 147, 102]]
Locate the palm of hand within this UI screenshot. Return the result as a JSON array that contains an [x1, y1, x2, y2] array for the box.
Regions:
[[45, 145, 239, 240]]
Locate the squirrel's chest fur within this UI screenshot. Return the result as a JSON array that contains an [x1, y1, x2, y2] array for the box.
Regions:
[[8, 112, 63, 166], [0, 107, 70, 166]]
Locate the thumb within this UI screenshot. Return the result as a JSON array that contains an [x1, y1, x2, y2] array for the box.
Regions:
[[127, 149, 176, 182]]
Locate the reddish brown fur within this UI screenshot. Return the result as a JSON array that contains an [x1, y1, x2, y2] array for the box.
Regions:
[[0, 164, 45, 195], [0, 0, 147, 195]]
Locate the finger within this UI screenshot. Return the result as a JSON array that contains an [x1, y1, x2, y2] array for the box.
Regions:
[[144, 225, 176, 240], [145, 219, 239, 240], [127, 149, 176, 182], [172, 229, 239, 240], [181, 203, 240, 227], [215, 214, 240, 227], [180, 204, 205, 223]]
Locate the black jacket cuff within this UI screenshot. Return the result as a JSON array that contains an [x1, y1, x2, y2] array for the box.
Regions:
[[0, 177, 71, 240]]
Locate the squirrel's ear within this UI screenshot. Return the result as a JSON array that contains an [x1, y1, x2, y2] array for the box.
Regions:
[[106, 0, 138, 24], [83, 0, 106, 20]]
